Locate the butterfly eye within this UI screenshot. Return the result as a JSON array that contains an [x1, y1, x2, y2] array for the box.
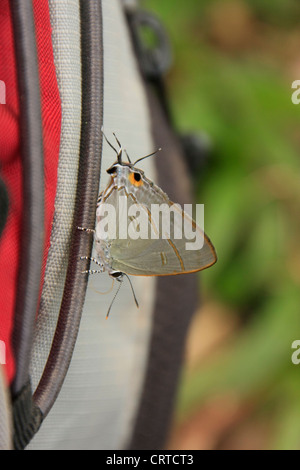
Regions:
[[129, 171, 143, 187]]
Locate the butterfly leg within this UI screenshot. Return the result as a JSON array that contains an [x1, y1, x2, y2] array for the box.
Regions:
[[80, 256, 104, 274], [82, 269, 104, 275], [80, 255, 103, 267], [97, 192, 103, 204], [77, 226, 95, 234]]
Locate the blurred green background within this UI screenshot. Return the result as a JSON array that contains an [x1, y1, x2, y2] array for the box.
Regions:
[[143, 0, 300, 450]]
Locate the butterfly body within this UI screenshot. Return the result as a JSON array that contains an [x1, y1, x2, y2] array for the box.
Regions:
[[95, 162, 161, 278]]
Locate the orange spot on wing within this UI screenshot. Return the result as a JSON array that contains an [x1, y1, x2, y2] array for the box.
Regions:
[[129, 172, 143, 187]]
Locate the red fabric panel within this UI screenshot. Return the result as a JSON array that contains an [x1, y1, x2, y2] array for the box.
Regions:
[[0, 0, 61, 384]]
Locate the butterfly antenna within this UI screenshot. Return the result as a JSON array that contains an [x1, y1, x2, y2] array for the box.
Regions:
[[124, 149, 132, 164], [134, 147, 161, 166], [106, 279, 122, 320], [113, 132, 122, 149], [112, 132, 123, 164], [101, 127, 118, 155], [123, 273, 139, 308]]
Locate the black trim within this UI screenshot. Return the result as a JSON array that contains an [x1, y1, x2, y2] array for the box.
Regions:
[[10, 0, 44, 399]]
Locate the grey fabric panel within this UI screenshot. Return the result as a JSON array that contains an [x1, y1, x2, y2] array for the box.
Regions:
[[0, 366, 12, 450], [29, 0, 82, 391], [28, 0, 156, 450]]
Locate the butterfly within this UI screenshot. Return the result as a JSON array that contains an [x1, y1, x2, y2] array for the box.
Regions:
[[79, 131, 217, 317]]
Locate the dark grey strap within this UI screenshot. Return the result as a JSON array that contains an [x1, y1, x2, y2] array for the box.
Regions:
[[10, 0, 44, 399], [128, 88, 198, 449]]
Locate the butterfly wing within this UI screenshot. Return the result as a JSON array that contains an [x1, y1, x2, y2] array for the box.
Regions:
[[110, 234, 216, 276], [97, 170, 217, 276]]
